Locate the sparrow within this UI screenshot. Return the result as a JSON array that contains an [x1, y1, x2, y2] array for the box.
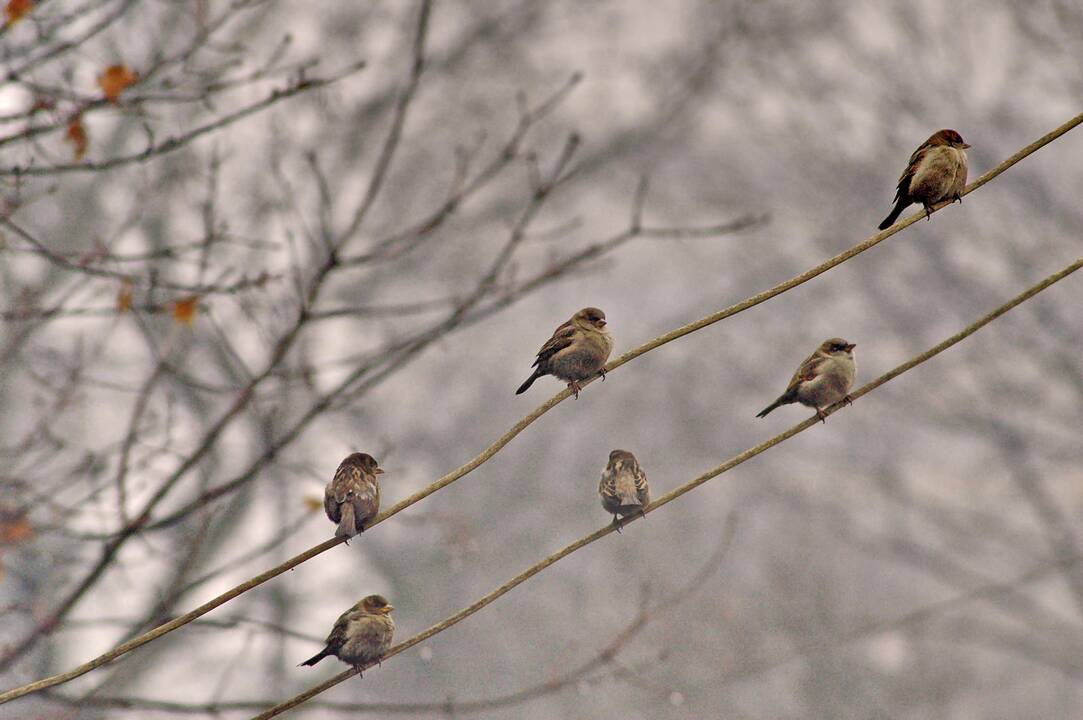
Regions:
[[599, 449, 650, 530], [878, 129, 970, 230], [756, 338, 856, 422], [298, 594, 395, 672], [324, 453, 383, 541], [515, 307, 613, 399]]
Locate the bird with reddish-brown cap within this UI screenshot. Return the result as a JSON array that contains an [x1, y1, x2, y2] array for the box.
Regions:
[[879, 129, 970, 230]]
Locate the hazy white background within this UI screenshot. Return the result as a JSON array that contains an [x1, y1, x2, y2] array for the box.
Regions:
[[2, 1, 1082, 718]]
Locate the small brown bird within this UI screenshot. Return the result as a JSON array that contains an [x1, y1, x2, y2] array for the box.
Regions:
[[515, 307, 613, 399], [878, 129, 970, 230], [324, 453, 383, 541], [599, 449, 650, 530], [298, 594, 395, 672], [756, 338, 856, 422]]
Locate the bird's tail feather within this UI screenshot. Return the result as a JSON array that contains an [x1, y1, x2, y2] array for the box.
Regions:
[[756, 397, 787, 418], [335, 502, 357, 539], [515, 369, 543, 395], [299, 648, 330, 667], [878, 199, 907, 230]]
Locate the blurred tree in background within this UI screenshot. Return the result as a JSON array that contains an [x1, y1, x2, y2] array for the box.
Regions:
[[2, 1, 1082, 718]]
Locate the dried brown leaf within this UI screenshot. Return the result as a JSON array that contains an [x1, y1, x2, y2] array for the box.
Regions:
[[4, 0, 33, 25], [66, 115, 88, 161], [98, 64, 138, 103], [172, 296, 199, 326], [117, 281, 133, 313], [0, 513, 32, 545]]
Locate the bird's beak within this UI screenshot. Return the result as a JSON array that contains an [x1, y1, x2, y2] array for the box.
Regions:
[[596, 319, 606, 327], [845, 343, 856, 351], [380, 604, 394, 614], [961, 143, 971, 149], [374, 468, 385, 475]]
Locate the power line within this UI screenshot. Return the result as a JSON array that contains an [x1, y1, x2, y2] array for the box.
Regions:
[[252, 256, 1082, 719], [2, 111, 1080, 706]]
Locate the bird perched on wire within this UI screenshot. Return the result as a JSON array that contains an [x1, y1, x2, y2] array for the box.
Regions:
[[515, 307, 613, 399], [878, 129, 970, 230], [756, 338, 856, 422], [298, 594, 395, 673], [324, 453, 384, 541], [599, 449, 650, 530]]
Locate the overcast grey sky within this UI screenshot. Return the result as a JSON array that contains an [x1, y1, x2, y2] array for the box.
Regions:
[[2, 2, 1082, 719]]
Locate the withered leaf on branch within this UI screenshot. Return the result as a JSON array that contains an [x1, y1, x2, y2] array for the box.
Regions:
[[4, 0, 33, 26], [116, 281, 134, 313], [172, 296, 199, 326], [0, 508, 33, 545], [98, 65, 138, 103], [66, 115, 88, 161]]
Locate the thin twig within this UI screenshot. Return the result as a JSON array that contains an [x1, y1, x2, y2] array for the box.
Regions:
[[0, 217, 280, 295], [0, 1, 420, 679], [2, 61, 367, 176], [337, 0, 432, 248]]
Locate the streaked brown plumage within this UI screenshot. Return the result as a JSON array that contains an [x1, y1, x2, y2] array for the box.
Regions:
[[599, 449, 650, 530], [298, 594, 395, 672], [515, 307, 613, 399], [324, 453, 383, 541], [756, 338, 856, 422], [878, 129, 970, 230]]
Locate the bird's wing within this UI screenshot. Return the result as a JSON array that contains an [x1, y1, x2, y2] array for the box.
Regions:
[[599, 467, 617, 497], [328, 463, 363, 504], [895, 143, 931, 199], [324, 490, 341, 523], [348, 476, 379, 525], [533, 323, 578, 366], [352, 479, 378, 505], [325, 609, 355, 650], [633, 465, 650, 505], [784, 352, 826, 394]]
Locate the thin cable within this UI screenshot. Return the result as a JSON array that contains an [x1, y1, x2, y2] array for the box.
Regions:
[[2, 113, 1079, 705], [251, 257, 1083, 719]]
